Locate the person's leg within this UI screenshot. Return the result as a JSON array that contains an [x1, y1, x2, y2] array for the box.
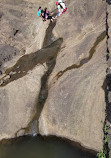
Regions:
[[46, 15, 53, 22], [55, 12, 60, 19], [52, 17, 55, 20], [58, 5, 61, 14]]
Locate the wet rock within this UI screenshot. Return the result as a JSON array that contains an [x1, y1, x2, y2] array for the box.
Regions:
[[0, 0, 107, 154], [39, 0, 106, 152], [16, 129, 25, 137], [0, 0, 53, 72], [0, 65, 46, 140], [49, 0, 106, 81]]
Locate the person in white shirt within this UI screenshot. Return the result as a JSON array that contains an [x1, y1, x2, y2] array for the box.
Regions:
[[56, 1, 67, 17]]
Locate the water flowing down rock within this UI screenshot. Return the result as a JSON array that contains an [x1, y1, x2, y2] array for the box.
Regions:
[[0, 0, 52, 74], [0, 0, 107, 155], [39, 0, 107, 152], [0, 65, 46, 140]]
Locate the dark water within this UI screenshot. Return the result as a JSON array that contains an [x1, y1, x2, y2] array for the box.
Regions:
[[0, 135, 96, 158]]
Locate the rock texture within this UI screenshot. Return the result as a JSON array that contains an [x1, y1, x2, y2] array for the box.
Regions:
[[0, 0, 54, 74], [39, 0, 106, 152], [0, 0, 57, 140], [0, 64, 46, 140], [106, 1, 111, 157], [49, 0, 106, 81], [0, 0, 107, 154]]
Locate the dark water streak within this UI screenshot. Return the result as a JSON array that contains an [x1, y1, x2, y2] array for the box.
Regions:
[[0, 38, 62, 87], [0, 15, 99, 158], [55, 31, 106, 80], [23, 21, 63, 134]]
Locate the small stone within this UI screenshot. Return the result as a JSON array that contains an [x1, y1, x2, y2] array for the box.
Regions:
[[16, 129, 25, 137], [17, 66, 20, 69], [9, 71, 16, 76], [4, 75, 10, 80]]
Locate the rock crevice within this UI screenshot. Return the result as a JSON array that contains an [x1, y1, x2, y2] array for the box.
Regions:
[[105, 0, 111, 157]]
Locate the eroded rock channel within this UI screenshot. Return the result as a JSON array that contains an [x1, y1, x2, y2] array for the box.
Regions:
[[0, 19, 96, 158]]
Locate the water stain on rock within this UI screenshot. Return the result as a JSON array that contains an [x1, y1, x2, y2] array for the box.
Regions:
[[55, 31, 106, 80], [0, 38, 63, 87]]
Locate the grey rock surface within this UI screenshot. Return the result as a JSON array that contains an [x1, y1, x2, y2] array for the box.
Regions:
[[0, 0, 107, 153], [0, 65, 46, 140], [0, 0, 54, 140], [49, 0, 106, 81], [39, 0, 106, 152], [39, 39, 106, 151], [0, 0, 52, 74]]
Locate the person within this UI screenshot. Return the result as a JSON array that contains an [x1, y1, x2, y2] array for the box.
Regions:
[[37, 6, 42, 17], [56, 1, 67, 17], [42, 8, 55, 22]]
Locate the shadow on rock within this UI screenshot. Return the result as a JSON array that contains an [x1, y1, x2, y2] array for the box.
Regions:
[[106, 74, 111, 123], [107, 0, 111, 5]]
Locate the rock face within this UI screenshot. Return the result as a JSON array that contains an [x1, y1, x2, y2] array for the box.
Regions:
[[0, 0, 54, 73], [39, 0, 106, 151], [0, 0, 57, 140], [0, 0, 107, 154], [0, 64, 46, 140], [49, 0, 106, 81]]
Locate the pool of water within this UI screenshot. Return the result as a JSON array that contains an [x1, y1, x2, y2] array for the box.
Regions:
[[0, 135, 96, 158]]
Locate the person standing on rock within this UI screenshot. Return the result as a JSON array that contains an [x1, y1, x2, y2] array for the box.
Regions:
[[37, 6, 42, 17], [42, 8, 55, 22], [56, 1, 67, 18]]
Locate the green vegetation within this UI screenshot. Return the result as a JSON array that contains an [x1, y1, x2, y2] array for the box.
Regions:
[[97, 125, 109, 158], [97, 151, 106, 158], [104, 125, 109, 134], [104, 135, 108, 144]]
